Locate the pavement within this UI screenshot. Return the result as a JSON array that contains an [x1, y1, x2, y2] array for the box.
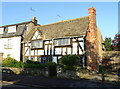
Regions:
[[2, 73, 120, 88]]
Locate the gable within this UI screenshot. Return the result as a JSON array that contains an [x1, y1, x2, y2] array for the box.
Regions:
[[32, 30, 42, 40]]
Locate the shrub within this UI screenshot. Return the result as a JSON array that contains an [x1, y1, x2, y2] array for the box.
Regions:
[[2, 57, 18, 67], [59, 55, 80, 66], [59, 55, 80, 70], [25, 60, 40, 64], [63, 65, 76, 70], [45, 62, 57, 77], [24, 60, 46, 69], [15, 62, 24, 68]]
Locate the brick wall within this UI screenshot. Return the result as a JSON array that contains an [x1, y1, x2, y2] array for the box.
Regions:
[[103, 51, 120, 70], [85, 7, 103, 71]]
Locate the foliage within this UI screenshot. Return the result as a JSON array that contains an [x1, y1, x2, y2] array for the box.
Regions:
[[2, 58, 57, 74], [2, 57, 18, 67], [104, 37, 112, 51], [25, 60, 40, 64], [59, 55, 80, 66], [45, 62, 57, 77], [63, 65, 76, 70], [15, 61, 24, 68], [24, 60, 45, 69], [111, 34, 120, 51], [59, 55, 80, 70]]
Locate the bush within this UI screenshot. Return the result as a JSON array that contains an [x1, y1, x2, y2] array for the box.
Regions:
[[24, 60, 44, 69], [63, 65, 76, 70], [59, 55, 80, 70], [2, 57, 18, 67], [15, 62, 24, 68], [45, 62, 57, 77], [25, 60, 40, 64]]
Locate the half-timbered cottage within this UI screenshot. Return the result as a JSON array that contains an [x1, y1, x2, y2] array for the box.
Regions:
[[0, 17, 38, 61], [22, 7, 104, 70]]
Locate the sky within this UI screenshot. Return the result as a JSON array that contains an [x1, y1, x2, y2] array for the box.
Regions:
[[0, 2, 118, 40]]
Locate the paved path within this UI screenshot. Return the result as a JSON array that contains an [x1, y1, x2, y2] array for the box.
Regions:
[[2, 73, 120, 88]]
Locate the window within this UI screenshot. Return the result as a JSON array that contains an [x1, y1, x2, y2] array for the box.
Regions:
[[4, 39, 13, 49], [0, 28, 4, 34], [31, 40, 43, 49], [8, 26, 16, 33], [54, 38, 70, 46]]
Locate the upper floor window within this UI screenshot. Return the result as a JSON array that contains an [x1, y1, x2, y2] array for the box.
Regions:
[[4, 39, 13, 49], [31, 40, 43, 49], [54, 38, 70, 46], [0, 28, 4, 34], [8, 26, 16, 33]]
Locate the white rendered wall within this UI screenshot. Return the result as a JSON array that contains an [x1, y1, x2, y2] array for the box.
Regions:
[[0, 37, 21, 61]]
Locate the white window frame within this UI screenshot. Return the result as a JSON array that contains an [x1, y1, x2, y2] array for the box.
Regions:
[[54, 38, 70, 46], [0, 28, 4, 34], [31, 40, 43, 49], [4, 39, 13, 49], [8, 26, 16, 33]]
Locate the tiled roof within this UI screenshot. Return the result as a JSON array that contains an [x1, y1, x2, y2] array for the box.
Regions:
[[23, 16, 89, 42], [0, 21, 34, 38]]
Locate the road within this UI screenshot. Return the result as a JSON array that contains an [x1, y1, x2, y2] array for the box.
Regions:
[[2, 82, 40, 89], [2, 73, 120, 88]]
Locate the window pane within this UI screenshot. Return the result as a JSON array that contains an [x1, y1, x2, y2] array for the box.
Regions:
[[31, 40, 43, 48], [8, 26, 16, 33], [55, 38, 70, 46], [0, 28, 4, 34], [4, 39, 12, 49]]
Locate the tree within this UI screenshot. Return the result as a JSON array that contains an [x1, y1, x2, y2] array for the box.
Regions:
[[104, 37, 112, 51], [111, 34, 120, 51]]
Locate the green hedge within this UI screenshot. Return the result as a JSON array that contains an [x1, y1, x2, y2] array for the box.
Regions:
[[2, 58, 57, 77], [2, 57, 56, 69]]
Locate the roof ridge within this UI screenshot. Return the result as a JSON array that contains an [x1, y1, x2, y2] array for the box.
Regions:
[[36, 16, 89, 27], [0, 21, 32, 28]]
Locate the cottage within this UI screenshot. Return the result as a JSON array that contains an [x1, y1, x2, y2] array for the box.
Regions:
[[22, 7, 104, 71], [0, 17, 38, 61]]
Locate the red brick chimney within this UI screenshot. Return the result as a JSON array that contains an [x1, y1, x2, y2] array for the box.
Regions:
[[87, 7, 97, 42], [85, 7, 99, 71]]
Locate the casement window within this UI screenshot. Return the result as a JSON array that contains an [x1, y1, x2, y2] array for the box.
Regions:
[[8, 26, 16, 33], [0, 28, 4, 34], [31, 40, 43, 49], [54, 38, 70, 46], [4, 39, 13, 49]]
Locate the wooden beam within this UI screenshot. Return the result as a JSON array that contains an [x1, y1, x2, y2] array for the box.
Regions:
[[78, 43, 84, 52]]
